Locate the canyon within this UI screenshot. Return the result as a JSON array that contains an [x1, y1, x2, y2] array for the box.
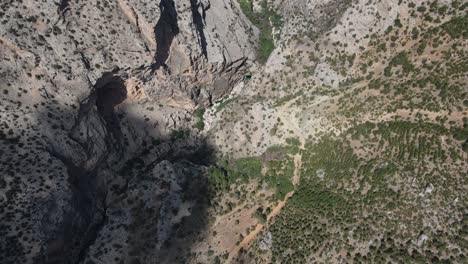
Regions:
[[0, 0, 466, 263]]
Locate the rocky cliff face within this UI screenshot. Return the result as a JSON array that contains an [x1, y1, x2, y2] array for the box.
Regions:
[[1, 0, 467, 263], [0, 0, 255, 263]]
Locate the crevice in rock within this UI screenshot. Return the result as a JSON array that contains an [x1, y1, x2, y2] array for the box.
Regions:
[[190, 0, 208, 59], [73, 185, 107, 264], [68, 89, 98, 157], [130, 6, 151, 53], [78, 52, 90, 70], [153, 0, 179, 70], [55, 0, 70, 24], [57, 0, 70, 14], [41, 149, 106, 264]]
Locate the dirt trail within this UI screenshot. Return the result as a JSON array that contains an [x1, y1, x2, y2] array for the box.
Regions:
[[226, 151, 302, 263]]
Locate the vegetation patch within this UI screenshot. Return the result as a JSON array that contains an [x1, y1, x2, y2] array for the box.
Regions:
[[207, 157, 263, 196], [239, 0, 283, 63], [384, 51, 414, 77], [269, 121, 466, 263], [170, 129, 190, 142], [440, 16, 468, 39], [193, 108, 205, 130]]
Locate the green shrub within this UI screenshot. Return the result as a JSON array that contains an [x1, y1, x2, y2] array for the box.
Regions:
[[170, 129, 189, 141], [417, 6, 427, 12], [253, 209, 267, 224], [193, 108, 205, 130], [394, 18, 403, 28], [417, 41, 427, 55]]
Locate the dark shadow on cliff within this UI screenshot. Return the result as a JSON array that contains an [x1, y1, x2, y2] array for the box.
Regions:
[[94, 72, 127, 146], [0, 71, 216, 264], [155, 144, 215, 263], [22, 71, 127, 264], [116, 117, 216, 264], [153, 0, 179, 70], [190, 0, 208, 59]]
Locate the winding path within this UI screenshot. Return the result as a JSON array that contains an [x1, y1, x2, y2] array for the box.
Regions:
[[226, 152, 303, 262]]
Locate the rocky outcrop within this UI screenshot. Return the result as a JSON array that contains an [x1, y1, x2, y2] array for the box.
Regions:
[[142, 0, 257, 107]]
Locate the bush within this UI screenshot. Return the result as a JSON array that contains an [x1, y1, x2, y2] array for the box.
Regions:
[[170, 129, 189, 141], [193, 108, 205, 130], [417, 6, 427, 13], [253, 209, 267, 224]]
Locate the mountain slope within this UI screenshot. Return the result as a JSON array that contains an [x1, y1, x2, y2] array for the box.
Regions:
[[0, 0, 466, 263]]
